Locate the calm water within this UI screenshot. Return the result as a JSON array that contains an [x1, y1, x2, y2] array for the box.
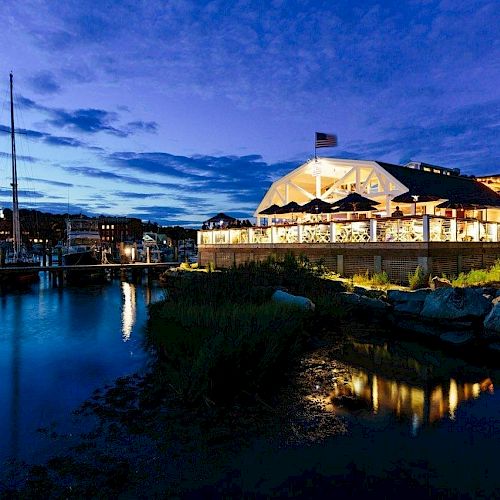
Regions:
[[237, 336, 500, 495], [0, 274, 163, 465]]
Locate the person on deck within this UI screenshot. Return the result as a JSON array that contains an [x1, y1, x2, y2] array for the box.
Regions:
[[391, 206, 404, 217]]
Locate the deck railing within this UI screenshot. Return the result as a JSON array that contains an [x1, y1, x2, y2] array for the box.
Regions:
[[198, 215, 500, 245]]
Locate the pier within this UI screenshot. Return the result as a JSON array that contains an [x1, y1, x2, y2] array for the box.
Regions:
[[0, 262, 180, 274]]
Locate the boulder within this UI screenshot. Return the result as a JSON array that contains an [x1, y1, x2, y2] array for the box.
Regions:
[[484, 303, 500, 334], [387, 289, 431, 303], [430, 276, 452, 289], [271, 290, 315, 311], [338, 292, 390, 311], [439, 331, 474, 345], [394, 301, 425, 316], [353, 286, 386, 300], [421, 287, 492, 320]]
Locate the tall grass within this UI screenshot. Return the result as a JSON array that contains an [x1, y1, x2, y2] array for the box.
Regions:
[[452, 260, 500, 287], [148, 253, 343, 404], [408, 266, 428, 290], [352, 270, 391, 288], [148, 301, 306, 403]]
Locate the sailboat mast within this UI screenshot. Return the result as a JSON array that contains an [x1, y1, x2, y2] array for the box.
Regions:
[[10, 72, 21, 258]]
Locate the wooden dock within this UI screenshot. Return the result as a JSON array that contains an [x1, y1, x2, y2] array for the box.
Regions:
[[0, 262, 181, 274]]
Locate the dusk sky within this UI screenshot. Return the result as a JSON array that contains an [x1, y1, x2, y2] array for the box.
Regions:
[[0, 0, 498, 226]]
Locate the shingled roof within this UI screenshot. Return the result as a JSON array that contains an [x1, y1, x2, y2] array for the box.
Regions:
[[377, 162, 500, 207]]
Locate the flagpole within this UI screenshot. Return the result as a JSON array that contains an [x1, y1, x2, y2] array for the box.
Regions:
[[314, 133, 317, 162]]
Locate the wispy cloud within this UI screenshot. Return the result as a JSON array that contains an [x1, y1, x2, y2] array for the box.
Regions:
[[28, 70, 61, 94]]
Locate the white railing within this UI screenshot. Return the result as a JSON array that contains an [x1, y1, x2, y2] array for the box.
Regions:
[[197, 215, 500, 245]]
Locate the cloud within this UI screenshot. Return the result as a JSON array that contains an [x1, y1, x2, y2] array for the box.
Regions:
[[20, 177, 74, 188], [0, 123, 98, 150], [126, 121, 158, 134], [0, 188, 47, 198], [43, 135, 87, 147], [28, 70, 61, 94], [47, 108, 126, 136], [114, 191, 164, 199]]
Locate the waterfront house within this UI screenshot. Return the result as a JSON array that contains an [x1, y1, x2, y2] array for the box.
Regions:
[[198, 158, 500, 282]]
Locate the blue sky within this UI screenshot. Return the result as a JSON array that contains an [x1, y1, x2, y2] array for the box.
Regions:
[[0, 0, 498, 226]]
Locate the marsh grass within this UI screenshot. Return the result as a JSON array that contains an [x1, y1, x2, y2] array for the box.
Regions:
[[149, 301, 307, 403], [452, 260, 500, 287], [148, 253, 344, 404], [352, 270, 391, 288]]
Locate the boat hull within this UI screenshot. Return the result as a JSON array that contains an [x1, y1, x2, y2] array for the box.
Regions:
[[62, 250, 107, 284]]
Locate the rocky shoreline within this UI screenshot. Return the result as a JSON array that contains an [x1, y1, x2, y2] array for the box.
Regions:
[[336, 280, 500, 350]]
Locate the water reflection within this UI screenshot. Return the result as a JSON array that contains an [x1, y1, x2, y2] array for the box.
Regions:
[[326, 340, 495, 433], [0, 277, 157, 463], [121, 282, 137, 341]]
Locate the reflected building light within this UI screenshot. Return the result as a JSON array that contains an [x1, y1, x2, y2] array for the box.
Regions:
[[449, 379, 458, 420], [372, 375, 379, 413], [472, 383, 480, 399], [121, 282, 136, 342], [352, 375, 364, 396]]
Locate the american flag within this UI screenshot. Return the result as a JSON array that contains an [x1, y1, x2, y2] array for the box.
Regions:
[[315, 132, 337, 148]]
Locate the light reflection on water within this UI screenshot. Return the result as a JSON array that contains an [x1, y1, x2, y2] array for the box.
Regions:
[[121, 281, 137, 341], [317, 340, 496, 435], [0, 275, 163, 464]]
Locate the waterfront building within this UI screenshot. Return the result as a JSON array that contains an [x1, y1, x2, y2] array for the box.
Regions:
[[198, 158, 500, 282], [98, 216, 143, 243]]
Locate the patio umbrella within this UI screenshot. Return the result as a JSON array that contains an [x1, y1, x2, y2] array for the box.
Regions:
[[259, 204, 282, 215], [300, 198, 335, 214], [204, 212, 237, 224], [331, 192, 380, 213], [392, 193, 441, 204], [275, 201, 302, 214], [435, 201, 479, 210]]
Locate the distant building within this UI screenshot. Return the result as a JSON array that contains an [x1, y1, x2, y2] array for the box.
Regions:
[[98, 216, 143, 243]]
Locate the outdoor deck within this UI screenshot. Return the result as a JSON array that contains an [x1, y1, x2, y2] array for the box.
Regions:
[[197, 216, 500, 283]]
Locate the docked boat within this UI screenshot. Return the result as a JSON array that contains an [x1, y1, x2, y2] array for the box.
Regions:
[[0, 73, 39, 288], [62, 218, 107, 283]]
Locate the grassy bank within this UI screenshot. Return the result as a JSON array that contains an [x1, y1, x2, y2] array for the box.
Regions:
[[148, 254, 345, 404]]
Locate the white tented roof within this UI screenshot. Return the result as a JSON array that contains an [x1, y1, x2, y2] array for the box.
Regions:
[[254, 157, 408, 216]]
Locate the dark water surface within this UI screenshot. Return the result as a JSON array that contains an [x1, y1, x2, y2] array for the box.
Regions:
[[0, 275, 163, 466], [232, 335, 500, 496]]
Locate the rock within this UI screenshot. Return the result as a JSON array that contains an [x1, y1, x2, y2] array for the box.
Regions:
[[430, 276, 452, 289], [488, 342, 500, 352], [484, 303, 500, 333], [439, 331, 474, 345], [353, 286, 386, 300], [338, 292, 390, 311], [421, 287, 492, 320], [394, 301, 425, 316], [271, 290, 315, 311], [387, 289, 431, 304]]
